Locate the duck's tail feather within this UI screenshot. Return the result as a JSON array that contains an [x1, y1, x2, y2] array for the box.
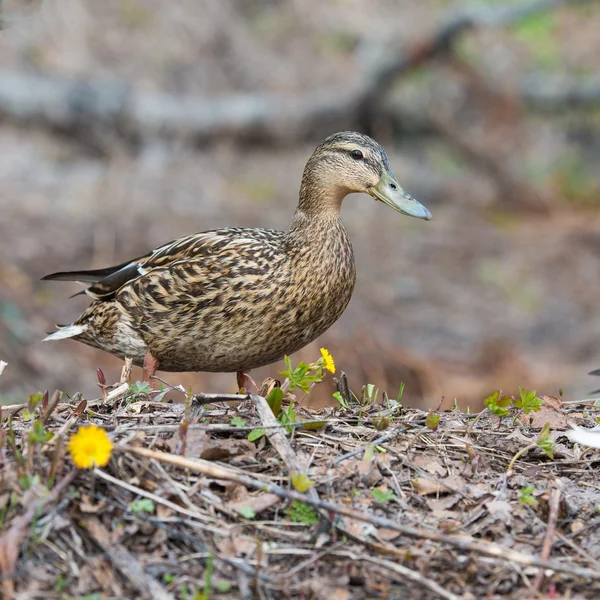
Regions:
[[43, 324, 88, 341], [41, 261, 136, 283]]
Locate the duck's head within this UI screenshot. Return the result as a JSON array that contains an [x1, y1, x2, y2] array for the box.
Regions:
[[300, 131, 431, 221]]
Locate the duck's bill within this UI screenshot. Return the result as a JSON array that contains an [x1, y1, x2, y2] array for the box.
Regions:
[[368, 172, 432, 221]]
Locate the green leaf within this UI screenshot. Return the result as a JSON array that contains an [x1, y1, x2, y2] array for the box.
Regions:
[[426, 412, 440, 431], [28, 392, 44, 411], [266, 387, 283, 416], [333, 391, 348, 409], [515, 387, 543, 414], [483, 391, 513, 417], [230, 416, 246, 428], [128, 381, 152, 395], [519, 485, 538, 507], [129, 498, 155, 513], [216, 581, 232, 593], [29, 420, 53, 443], [371, 488, 396, 503], [248, 428, 266, 442], [238, 506, 256, 519], [290, 472, 314, 492], [536, 422, 555, 459]]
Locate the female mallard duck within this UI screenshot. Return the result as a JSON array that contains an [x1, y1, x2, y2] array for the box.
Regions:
[[43, 132, 431, 384]]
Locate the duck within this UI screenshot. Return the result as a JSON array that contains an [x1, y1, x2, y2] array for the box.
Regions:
[[42, 131, 431, 387]]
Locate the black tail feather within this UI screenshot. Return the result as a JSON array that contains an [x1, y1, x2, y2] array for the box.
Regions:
[[41, 261, 133, 283]]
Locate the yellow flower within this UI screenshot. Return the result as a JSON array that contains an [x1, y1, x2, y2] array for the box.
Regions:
[[68, 425, 113, 469], [319, 347, 335, 374]]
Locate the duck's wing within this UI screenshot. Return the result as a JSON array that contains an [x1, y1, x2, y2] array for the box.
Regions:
[[43, 229, 279, 301]]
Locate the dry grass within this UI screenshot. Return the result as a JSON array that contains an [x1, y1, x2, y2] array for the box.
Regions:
[[2, 364, 600, 599]]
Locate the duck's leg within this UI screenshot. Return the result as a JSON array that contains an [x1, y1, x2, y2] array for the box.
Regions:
[[237, 371, 258, 394], [143, 352, 160, 389]]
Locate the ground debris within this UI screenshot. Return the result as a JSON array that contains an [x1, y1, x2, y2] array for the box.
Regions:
[[2, 384, 600, 599]]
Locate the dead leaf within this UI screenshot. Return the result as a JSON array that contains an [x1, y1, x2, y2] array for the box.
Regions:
[[79, 494, 108, 514], [376, 527, 402, 542], [411, 454, 447, 476], [525, 397, 569, 430], [426, 495, 461, 512], [215, 535, 255, 558], [485, 499, 512, 522], [415, 475, 466, 496], [229, 493, 281, 516]]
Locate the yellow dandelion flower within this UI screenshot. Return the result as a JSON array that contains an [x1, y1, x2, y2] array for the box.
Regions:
[[319, 347, 335, 374], [68, 425, 113, 469]]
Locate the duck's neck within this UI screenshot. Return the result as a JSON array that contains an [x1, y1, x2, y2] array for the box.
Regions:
[[289, 173, 347, 235]]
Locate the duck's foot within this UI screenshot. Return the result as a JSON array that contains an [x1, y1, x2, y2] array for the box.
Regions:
[[143, 352, 160, 389], [237, 371, 258, 394]]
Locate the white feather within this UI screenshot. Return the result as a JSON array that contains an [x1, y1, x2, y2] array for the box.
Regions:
[[566, 423, 600, 448], [43, 324, 87, 341]]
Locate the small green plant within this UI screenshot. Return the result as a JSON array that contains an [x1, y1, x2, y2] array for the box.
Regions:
[[238, 506, 256, 519], [229, 416, 246, 428], [266, 387, 283, 416], [286, 501, 319, 525], [55, 574, 67, 593], [203, 553, 214, 600], [371, 488, 396, 503], [483, 391, 513, 418], [507, 423, 555, 472], [519, 485, 538, 507], [536, 423, 555, 458], [129, 498, 155, 513], [361, 383, 379, 406], [247, 428, 267, 442], [128, 380, 152, 400], [163, 573, 175, 584], [514, 387, 542, 415], [426, 412, 440, 431], [290, 472, 314, 492], [29, 420, 53, 444], [280, 356, 323, 393], [333, 390, 349, 410], [216, 581, 232, 593]]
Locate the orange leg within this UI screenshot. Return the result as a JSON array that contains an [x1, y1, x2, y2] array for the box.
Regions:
[[143, 352, 160, 389], [237, 371, 258, 394]]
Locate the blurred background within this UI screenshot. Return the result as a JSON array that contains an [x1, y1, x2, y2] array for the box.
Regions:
[[1, 0, 600, 409]]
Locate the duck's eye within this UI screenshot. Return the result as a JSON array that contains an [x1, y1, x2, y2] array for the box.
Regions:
[[350, 149, 363, 160]]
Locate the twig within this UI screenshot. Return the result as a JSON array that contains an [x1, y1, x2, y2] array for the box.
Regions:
[[335, 551, 461, 600], [332, 425, 408, 465], [119, 444, 600, 580], [85, 517, 175, 600], [93, 468, 224, 532], [530, 479, 564, 597], [121, 420, 335, 433]]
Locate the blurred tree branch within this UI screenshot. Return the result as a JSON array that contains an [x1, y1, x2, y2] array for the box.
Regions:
[[0, 0, 595, 148]]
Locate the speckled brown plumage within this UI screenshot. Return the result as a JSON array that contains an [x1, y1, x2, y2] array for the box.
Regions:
[[43, 132, 431, 373]]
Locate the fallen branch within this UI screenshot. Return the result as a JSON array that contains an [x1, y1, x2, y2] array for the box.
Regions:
[[120, 444, 600, 580]]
